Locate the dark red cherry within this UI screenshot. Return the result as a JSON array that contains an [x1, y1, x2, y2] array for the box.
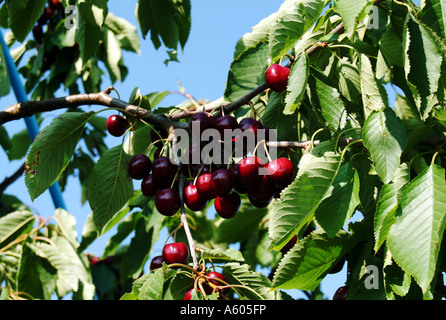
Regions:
[[238, 118, 263, 135], [237, 156, 265, 187], [184, 287, 203, 300], [150, 127, 166, 149], [106, 114, 128, 137], [280, 235, 297, 254], [32, 25, 44, 43], [207, 271, 228, 287], [184, 184, 208, 211], [265, 64, 290, 92], [149, 255, 164, 271], [152, 156, 177, 188], [141, 174, 158, 197], [333, 286, 349, 300], [128, 154, 152, 180], [189, 112, 214, 136], [162, 242, 189, 265], [214, 192, 241, 219], [211, 168, 235, 197], [248, 193, 271, 208], [248, 175, 275, 202], [155, 188, 181, 216], [265, 157, 295, 186], [196, 173, 217, 200], [214, 115, 238, 138]]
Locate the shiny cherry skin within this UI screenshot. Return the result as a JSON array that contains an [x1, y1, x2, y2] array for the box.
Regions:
[[237, 156, 265, 187], [265, 64, 290, 92], [196, 173, 217, 200], [214, 115, 238, 138], [149, 255, 164, 271], [248, 193, 271, 208], [106, 114, 128, 137], [152, 156, 177, 188], [211, 168, 235, 197], [184, 287, 203, 300], [155, 188, 181, 216], [162, 242, 189, 265], [265, 157, 295, 186], [248, 175, 275, 202], [184, 184, 208, 211], [207, 271, 229, 295], [189, 112, 214, 136], [214, 192, 241, 219], [141, 174, 158, 197], [333, 286, 349, 300], [280, 235, 297, 254], [128, 154, 152, 180]]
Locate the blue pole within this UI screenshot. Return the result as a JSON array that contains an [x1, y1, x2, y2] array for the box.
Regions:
[[1, 29, 66, 210]]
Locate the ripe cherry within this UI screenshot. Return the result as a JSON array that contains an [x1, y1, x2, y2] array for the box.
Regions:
[[152, 156, 177, 188], [184, 184, 208, 211], [214, 192, 241, 219], [184, 287, 203, 300], [237, 156, 265, 187], [238, 118, 263, 136], [128, 154, 152, 180], [106, 114, 128, 137], [333, 286, 349, 300], [214, 115, 238, 138], [196, 173, 217, 200], [207, 271, 229, 295], [162, 242, 189, 265], [248, 193, 271, 208], [280, 235, 297, 254], [141, 174, 158, 197], [265, 157, 295, 186], [155, 188, 181, 216], [211, 168, 235, 197], [149, 255, 164, 271], [265, 64, 290, 92], [248, 175, 275, 202], [189, 112, 214, 136]]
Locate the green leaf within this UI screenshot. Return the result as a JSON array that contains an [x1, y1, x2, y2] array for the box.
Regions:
[[136, 0, 191, 50], [360, 54, 389, 119], [271, 229, 354, 291], [105, 13, 141, 54], [269, 0, 326, 62], [138, 267, 165, 300], [315, 162, 360, 238], [25, 112, 96, 201], [0, 43, 10, 98], [283, 53, 309, 115], [199, 248, 245, 263], [387, 165, 446, 294], [224, 41, 270, 103], [0, 210, 35, 249], [337, 58, 362, 103], [268, 142, 342, 251], [5, 0, 47, 42], [362, 108, 407, 184], [88, 145, 133, 232], [75, 0, 108, 63], [307, 68, 347, 131], [333, 0, 373, 38]]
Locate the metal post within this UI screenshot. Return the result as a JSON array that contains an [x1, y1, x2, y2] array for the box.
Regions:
[[1, 29, 66, 210]]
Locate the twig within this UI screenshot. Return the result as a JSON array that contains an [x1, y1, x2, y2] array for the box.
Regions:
[[0, 162, 25, 196]]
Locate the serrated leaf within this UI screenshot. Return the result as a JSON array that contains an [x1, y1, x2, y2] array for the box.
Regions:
[[268, 143, 342, 251], [224, 41, 270, 103], [337, 58, 361, 103], [271, 229, 354, 291], [88, 145, 133, 232], [362, 108, 407, 184], [25, 112, 96, 201], [315, 162, 360, 238], [283, 53, 309, 115], [333, 0, 373, 38], [199, 248, 245, 263], [0, 210, 35, 247], [269, 0, 326, 62], [5, 0, 46, 42], [138, 267, 165, 300], [387, 165, 446, 294]]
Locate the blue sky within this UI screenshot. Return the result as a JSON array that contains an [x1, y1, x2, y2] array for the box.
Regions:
[[1, 0, 420, 300]]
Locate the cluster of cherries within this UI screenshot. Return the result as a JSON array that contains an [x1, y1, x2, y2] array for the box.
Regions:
[[149, 242, 230, 299], [32, 0, 78, 70], [107, 109, 296, 219]]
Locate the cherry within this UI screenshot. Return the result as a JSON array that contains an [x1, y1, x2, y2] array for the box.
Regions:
[[184, 287, 203, 300], [329, 256, 346, 274], [152, 156, 177, 188], [162, 242, 189, 265], [141, 174, 158, 197], [248, 193, 271, 208], [265, 64, 290, 92], [211, 168, 235, 197], [238, 118, 263, 137], [43, 7, 55, 20], [184, 184, 208, 211], [207, 271, 229, 295], [149, 255, 164, 271], [280, 235, 297, 254], [214, 115, 238, 138], [214, 192, 241, 219], [155, 188, 181, 216], [248, 175, 275, 202], [332, 286, 348, 300], [189, 112, 214, 136], [196, 173, 217, 200], [128, 154, 152, 180], [106, 114, 128, 137], [150, 127, 166, 149], [265, 157, 295, 186], [32, 25, 44, 43], [237, 156, 265, 187]]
